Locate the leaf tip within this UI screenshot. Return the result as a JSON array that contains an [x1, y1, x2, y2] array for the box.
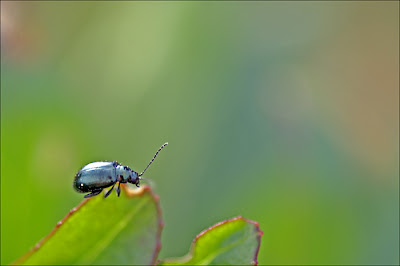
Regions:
[[217, 216, 263, 266]]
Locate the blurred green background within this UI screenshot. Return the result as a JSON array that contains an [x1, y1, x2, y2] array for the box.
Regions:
[[1, 2, 399, 265]]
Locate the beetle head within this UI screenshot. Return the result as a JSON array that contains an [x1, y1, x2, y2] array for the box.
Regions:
[[128, 171, 140, 187]]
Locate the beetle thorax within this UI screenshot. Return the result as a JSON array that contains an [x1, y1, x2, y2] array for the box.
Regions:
[[115, 164, 139, 184]]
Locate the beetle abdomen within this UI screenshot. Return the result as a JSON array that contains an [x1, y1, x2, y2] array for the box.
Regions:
[[74, 161, 117, 192]]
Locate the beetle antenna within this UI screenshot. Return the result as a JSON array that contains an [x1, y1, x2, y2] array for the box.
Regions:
[[139, 142, 168, 177]]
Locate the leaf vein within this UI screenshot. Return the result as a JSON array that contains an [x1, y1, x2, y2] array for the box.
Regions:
[[77, 198, 149, 264]]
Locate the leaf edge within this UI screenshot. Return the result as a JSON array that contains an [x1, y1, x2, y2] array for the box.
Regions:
[[159, 216, 263, 266], [13, 184, 164, 265]]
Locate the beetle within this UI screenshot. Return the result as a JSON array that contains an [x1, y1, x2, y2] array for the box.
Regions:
[[73, 142, 168, 198]]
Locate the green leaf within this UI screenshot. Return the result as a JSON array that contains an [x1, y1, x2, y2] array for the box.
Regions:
[[159, 217, 262, 265], [15, 185, 163, 265]]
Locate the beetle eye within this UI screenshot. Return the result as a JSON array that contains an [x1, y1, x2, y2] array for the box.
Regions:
[[80, 184, 83, 187]]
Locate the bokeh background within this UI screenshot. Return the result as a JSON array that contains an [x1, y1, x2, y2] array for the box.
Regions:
[[1, 1, 399, 265]]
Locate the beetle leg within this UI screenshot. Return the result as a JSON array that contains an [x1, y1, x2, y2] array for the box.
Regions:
[[104, 184, 115, 198], [116, 182, 121, 197], [84, 189, 102, 198]]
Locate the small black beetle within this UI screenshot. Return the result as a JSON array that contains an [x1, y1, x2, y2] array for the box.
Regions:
[[73, 143, 168, 198]]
